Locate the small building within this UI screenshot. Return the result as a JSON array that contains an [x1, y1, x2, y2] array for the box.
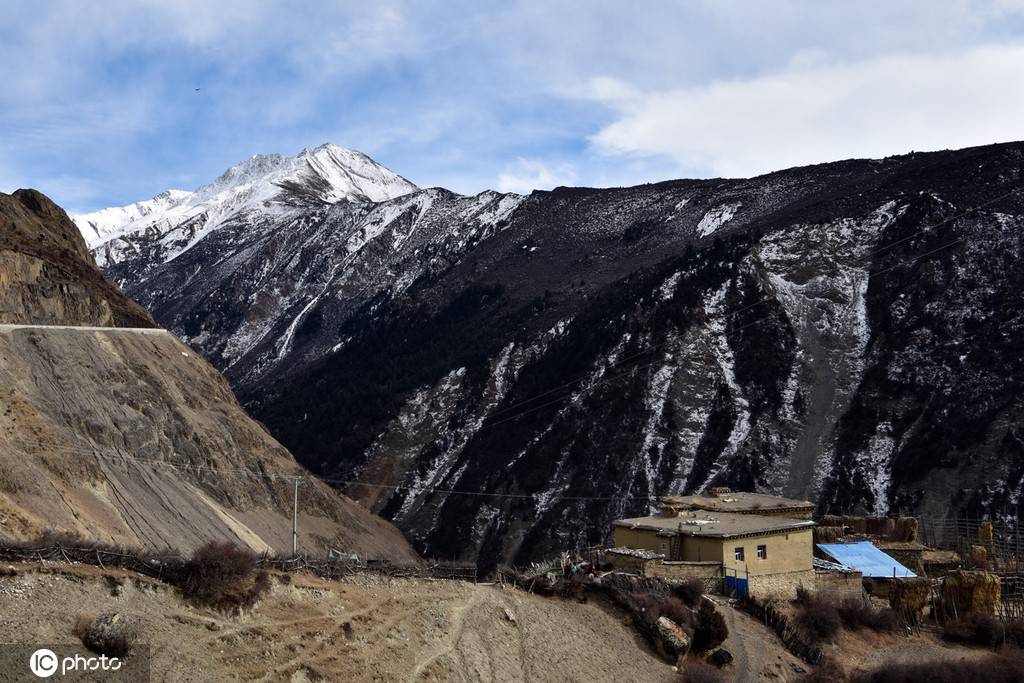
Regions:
[[612, 509, 815, 598], [659, 489, 815, 519], [816, 540, 916, 579]]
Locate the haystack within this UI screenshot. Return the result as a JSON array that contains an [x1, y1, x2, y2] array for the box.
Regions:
[[866, 517, 896, 537], [893, 517, 918, 542], [969, 544, 989, 569], [978, 521, 994, 552], [941, 570, 1000, 617], [889, 578, 930, 624], [814, 526, 845, 544]]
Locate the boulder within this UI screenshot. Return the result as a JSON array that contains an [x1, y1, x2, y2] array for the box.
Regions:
[[709, 648, 734, 667], [656, 616, 691, 657]]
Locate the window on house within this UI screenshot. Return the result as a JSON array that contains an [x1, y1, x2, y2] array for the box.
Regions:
[[734, 546, 744, 561], [757, 544, 767, 560]]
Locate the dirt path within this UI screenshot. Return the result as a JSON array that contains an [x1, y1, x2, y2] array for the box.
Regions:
[[710, 598, 808, 682], [0, 564, 678, 682]]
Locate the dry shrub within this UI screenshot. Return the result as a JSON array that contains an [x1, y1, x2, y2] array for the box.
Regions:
[[692, 602, 728, 653], [943, 614, 1024, 649], [799, 656, 846, 683], [796, 599, 842, 643], [672, 578, 704, 608], [680, 659, 725, 683], [632, 593, 696, 632], [836, 596, 898, 632], [73, 612, 136, 658], [174, 542, 270, 611], [797, 588, 896, 641], [849, 648, 1024, 683]]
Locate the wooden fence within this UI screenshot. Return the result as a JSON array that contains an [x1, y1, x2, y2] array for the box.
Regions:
[[0, 542, 477, 583], [737, 598, 823, 666]]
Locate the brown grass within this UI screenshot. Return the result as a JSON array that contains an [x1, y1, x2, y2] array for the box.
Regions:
[[679, 659, 725, 683], [848, 648, 1024, 683], [795, 588, 896, 643]]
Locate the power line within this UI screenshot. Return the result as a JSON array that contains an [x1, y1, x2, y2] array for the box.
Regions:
[[3, 436, 667, 504]]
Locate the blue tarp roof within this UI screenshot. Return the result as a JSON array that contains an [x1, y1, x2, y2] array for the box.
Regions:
[[815, 540, 916, 578]]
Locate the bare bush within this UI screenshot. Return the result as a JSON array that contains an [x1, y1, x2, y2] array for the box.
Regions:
[[692, 602, 728, 653], [943, 614, 1024, 649], [73, 612, 136, 658], [836, 596, 898, 632], [172, 542, 270, 611], [795, 590, 896, 643], [798, 657, 846, 683], [796, 600, 841, 643], [672, 578, 704, 608]]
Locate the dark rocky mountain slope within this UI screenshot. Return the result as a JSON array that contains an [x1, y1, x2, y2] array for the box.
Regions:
[[0, 189, 417, 561], [79, 143, 1024, 569]]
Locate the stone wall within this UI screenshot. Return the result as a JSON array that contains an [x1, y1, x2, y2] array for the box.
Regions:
[[748, 569, 815, 600], [814, 569, 864, 599], [604, 553, 649, 574], [645, 561, 722, 582]]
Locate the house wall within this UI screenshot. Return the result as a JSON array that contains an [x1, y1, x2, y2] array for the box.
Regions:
[[612, 527, 672, 556], [679, 536, 726, 563], [719, 529, 813, 577]]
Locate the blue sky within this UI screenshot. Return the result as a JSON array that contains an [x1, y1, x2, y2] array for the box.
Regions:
[[3, 1, 1024, 213]]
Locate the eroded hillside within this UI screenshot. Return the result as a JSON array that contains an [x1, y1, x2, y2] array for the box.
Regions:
[[0, 189, 416, 561]]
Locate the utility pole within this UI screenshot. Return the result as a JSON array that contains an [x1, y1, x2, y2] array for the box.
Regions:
[[292, 477, 300, 557]]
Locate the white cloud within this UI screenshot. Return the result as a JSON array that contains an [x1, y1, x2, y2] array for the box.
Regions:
[[496, 158, 577, 194], [590, 44, 1024, 177]]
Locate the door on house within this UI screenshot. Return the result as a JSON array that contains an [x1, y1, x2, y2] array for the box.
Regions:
[[724, 568, 749, 598]]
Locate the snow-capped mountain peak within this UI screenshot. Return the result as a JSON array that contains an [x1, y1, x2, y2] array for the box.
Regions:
[[73, 188, 193, 247], [72, 144, 418, 251]]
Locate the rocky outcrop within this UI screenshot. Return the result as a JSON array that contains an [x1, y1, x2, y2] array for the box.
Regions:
[[0, 190, 154, 327]]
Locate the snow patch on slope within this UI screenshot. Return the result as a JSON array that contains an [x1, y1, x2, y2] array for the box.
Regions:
[[697, 202, 741, 237]]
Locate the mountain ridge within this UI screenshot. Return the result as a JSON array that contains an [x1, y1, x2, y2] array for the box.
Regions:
[[77, 141, 1024, 570]]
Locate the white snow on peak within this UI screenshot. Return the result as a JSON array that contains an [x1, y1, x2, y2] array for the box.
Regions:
[[72, 143, 419, 249], [73, 189, 193, 247]]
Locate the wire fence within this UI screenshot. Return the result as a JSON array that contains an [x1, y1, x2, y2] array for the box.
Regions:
[[919, 516, 1024, 569]]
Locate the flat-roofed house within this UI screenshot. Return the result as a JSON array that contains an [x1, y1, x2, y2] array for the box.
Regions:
[[659, 489, 815, 519], [612, 509, 815, 598]]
